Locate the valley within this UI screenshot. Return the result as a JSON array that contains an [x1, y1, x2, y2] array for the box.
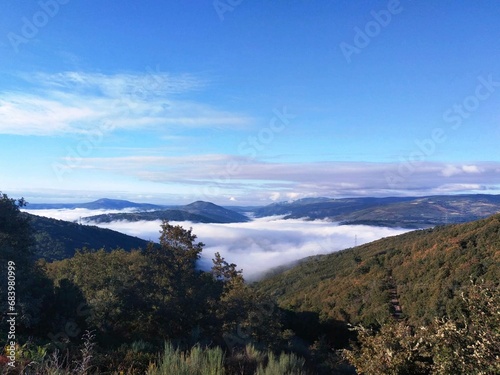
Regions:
[[3, 192, 499, 374]]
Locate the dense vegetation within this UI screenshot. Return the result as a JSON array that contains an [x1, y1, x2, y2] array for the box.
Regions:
[[1, 192, 499, 374], [29, 214, 150, 261]]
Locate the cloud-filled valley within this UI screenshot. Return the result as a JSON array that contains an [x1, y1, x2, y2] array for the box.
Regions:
[[25, 208, 411, 280]]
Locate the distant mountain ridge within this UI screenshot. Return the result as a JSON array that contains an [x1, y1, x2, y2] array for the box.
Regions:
[[25, 194, 500, 227], [83, 200, 250, 224], [27, 198, 166, 211], [254, 194, 500, 228]]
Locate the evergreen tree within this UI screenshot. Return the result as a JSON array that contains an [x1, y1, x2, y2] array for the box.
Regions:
[[0, 193, 53, 336]]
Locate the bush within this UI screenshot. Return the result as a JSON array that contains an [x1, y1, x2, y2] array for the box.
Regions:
[[255, 351, 306, 375], [343, 281, 500, 375], [146, 343, 225, 375]]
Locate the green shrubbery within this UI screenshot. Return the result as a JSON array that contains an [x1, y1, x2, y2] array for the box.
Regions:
[[344, 282, 500, 375], [146, 343, 225, 375]]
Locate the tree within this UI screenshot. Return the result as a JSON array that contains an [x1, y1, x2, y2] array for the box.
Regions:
[[211, 253, 283, 350], [0, 193, 53, 335], [429, 281, 500, 375], [140, 221, 207, 341], [212, 252, 243, 281], [343, 321, 432, 375], [0, 194, 33, 263], [46, 248, 150, 345]]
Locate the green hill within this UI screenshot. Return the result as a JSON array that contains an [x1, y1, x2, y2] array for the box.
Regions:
[[255, 213, 500, 327], [28, 213, 151, 261], [84, 201, 249, 224]]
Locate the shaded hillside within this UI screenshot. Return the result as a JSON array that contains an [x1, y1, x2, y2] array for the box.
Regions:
[[254, 194, 500, 228], [84, 201, 249, 224], [255, 214, 500, 327], [28, 213, 151, 261], [181, 201, 249, 223]]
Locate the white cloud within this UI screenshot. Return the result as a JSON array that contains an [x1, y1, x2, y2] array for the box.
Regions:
[[25, 208, 411, 281], [442, 165, 462, 177], [24, 208, 140, 222], [46, 157, 500, 203], [0, 71, 251, 136], [101, 217, 411, 281], [442, 164, 481, 177], [462, 165, 480, 174]]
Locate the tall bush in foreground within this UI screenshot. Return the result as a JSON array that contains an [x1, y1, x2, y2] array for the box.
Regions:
[[255, 350, 306, 375], [343, 281, 499, 375], [146, 343, 225, 375]]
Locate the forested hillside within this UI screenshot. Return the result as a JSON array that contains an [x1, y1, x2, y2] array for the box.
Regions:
[[256, 214, 500, 326], [28, 213, 151, 261]]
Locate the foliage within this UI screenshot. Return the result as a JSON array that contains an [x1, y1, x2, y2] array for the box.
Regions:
[[343, 322, 432, 375], [146, 343, 225, 375], [1, 331, 96, 375], [1, 341, 310, 375], [343, 282, 500, 375], [0, 193, 55, 335], [28, 213, 150, 261], [428, 282, 500, 375], [255, 350, 306, 375]]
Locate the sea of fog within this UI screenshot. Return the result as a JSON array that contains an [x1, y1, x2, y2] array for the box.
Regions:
[[25, 208, 412, 280]]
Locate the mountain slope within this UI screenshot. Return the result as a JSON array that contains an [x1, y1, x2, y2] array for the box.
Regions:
[[254, 194, 500, 228], [180, 201, 249, 223], [255, 214, 500, 327], [28, 213, 152, 261], [84, 201, 249, 224]]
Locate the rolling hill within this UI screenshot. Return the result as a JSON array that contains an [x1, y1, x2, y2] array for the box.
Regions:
[[254, 194, 500, 228], [27, 213, 152, 261], [255, 213, 500, 327], [84, 201, 250, 224], [26, 198, 166, 211]]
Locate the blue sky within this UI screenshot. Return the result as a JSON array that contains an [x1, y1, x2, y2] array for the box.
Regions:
[[1, 0, 500, 205]]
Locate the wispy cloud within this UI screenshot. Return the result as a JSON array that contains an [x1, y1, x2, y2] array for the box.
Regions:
[[54, 155, 500, 200], [27, 71, 205, 96], [0, 71, 252, 136]]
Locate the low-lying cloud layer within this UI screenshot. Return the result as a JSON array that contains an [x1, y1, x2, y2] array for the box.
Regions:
[[26, 208, 411, 280]]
